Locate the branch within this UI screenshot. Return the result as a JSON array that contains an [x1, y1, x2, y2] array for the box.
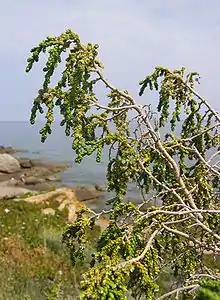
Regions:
[[93, 66, 220, 241], [138, 206, 220, 242], [137, 161, 218, 239], [95, 68, 134, 102], [169, 70, 220, 123], [96, 65, 212, 222], [115, 228, 161, 269], [135, 105, 204, 219], [182, 123, 220, 142], [188, 273, 220, 281], [162, 224, 220, 252], [144, 209, 220, 217], [138, 160, 186, 206], [164, 217, 191, 225], [91, 103, 137, 111], [156, 284, 198, 300], [208, 150, 220, 163], [191, 146, 220, 177]]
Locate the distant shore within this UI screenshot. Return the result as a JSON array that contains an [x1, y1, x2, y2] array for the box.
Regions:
[[0, 145, 106, 207]]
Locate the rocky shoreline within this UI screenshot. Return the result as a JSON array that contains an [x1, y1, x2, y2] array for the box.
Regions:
[[0, 147, 110, 298], [0, 145, 105, 203]]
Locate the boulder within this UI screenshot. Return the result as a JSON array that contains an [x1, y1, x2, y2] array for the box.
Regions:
[[30, 159, 69, 172], [0, 154, 21, 174], [27, 166, 53, 177], [18, 158, 32, 168], [0, 186, 33, 199], [0, 178, 20, 187], [14, 187, 109, 229], [18, 175, 58, 192], [33, 182, 57, 192], [74, 186, 101, 201], [21, 176, 45, 185], [0, 146, 14, 154], [18, 188, 82, 221], [45, 175, 61, 182], [0, 146, 27, 154], [94, 184, 106, 192]]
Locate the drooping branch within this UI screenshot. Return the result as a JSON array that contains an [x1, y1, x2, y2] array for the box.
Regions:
[[26, 31, 220, 299], [162, 224, 220, 252], [169, 70, 220, 123], [115, 228, 161, 269]]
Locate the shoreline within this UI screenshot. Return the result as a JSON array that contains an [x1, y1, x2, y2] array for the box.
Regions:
[[0, 145, 106, 207]]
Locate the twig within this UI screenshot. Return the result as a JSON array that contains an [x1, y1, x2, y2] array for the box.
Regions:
[[162, 224, 220, 252], [156, 284, 198, 300], [182, 123, 220, 142], [169, 70, 220, 123], [144, 209, 220, 217], [92, 103, 137, 111], [115, 228, 161, 269]]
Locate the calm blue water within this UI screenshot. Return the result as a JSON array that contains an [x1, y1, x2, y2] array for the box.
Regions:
[[0, 122, 141, 206], [0, 121, 108, 186]]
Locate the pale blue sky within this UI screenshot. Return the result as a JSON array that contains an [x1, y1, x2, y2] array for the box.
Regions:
[[1, 0, 220, 121]]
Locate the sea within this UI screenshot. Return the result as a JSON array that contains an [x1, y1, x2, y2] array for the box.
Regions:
[[0, 121, 141, 210]]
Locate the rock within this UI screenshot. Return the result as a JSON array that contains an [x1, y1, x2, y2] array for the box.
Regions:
[[41, 208, 56, 216], [0, 146, 27, 154], [0, 186, 33, 199], [27, 166, 53, 177], [33, 182, 57, 192], [13, 187, 109, 229], [18, 158, 32, 168], [94, 184, 106, 192], [22, 176, 45, 185], [0, 173, 13, 183], [0, 146, 16, 155], [67, 204, 78, 223], [0, 154, 21, 174], [0, 146, 14, 154], [18, 188, 83, 221], [0, 178, 20, 187], [45, 175, 61, 182], [74, 186, 101, 201], [96, 216, 109, 230], [30, 159, 69, 172]]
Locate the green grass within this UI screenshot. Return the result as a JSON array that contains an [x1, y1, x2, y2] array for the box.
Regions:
[[0, 199, 85, 299]]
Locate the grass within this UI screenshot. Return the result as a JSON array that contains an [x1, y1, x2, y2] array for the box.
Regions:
[[0, 199, 219, 299], [0, 199, 86, 299]]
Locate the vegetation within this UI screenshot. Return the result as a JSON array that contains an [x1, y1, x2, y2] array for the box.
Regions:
[[0, 198, 92, 299], [196, 280, 220, 300], [26, 30, 220, 299]]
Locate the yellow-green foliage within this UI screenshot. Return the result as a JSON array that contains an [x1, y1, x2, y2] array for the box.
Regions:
[[26, 30, 220, 299]]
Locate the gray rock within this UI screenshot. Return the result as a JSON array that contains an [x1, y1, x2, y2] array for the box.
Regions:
[[22, 176, 45, 185], [0, 146, 27, 154], [30, 182, 56, 192], [18, 158, 32, 168], [30, 159, 69, 171], [0, 146, 14, 154], [27, 166, 53, 177], [0, 186, 33, 199], [74, 186, 101, 201], [45, 175, 61, 182], [0, 154, 21, 173], [94, 184, 106, 192], [0, 178, 20, 187]]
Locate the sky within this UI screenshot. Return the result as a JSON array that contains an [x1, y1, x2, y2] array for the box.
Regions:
[[1, 0, 220, 121]]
